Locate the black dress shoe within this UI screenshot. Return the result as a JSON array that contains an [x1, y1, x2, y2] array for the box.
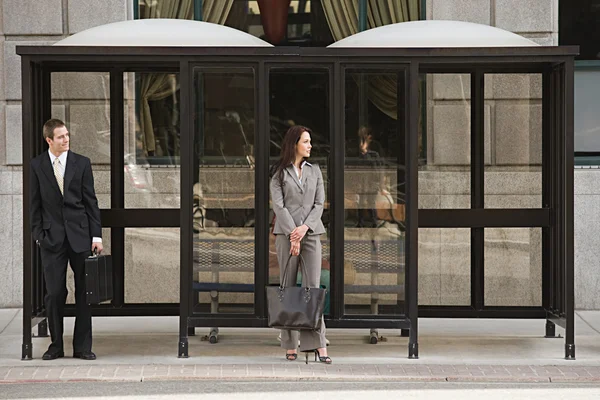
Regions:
[[42, 350, 64, 360], [73, 351, 96, 360]]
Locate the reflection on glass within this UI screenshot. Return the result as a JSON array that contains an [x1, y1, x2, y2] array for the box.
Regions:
[[484, 228, 542, 306], [419, 74, 471, 210], [344, 70, 405, 316], [125, 73, 181, 208], [193, 68, 255, 314], [51, 72, 111, 208], [484, 74, 542, 209], [268, 68, 330, 314], [125, 228, 180, 303]]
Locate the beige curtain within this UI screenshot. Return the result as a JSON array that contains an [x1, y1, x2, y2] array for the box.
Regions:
[[322, 0, 420, 120], [139, 0, 234, 154]]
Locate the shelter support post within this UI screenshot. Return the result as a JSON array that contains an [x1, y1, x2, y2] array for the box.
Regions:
[[564, 59, 575, 360], [407, 62, 419, 359], [179, 59, 193, 358], [21, 56, 34, 360]]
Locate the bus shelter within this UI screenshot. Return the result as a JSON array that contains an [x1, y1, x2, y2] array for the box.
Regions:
[[18, 19, 577, 360]]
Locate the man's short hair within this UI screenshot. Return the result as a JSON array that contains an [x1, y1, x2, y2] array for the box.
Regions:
[[43, 119, 66, 140]]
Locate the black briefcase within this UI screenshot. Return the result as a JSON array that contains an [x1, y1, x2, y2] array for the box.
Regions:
[[84, 253, 113, 305]]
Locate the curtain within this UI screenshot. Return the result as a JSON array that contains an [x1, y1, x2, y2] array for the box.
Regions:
[[139, 0, 234, 155], [322, 0, 420, 120]]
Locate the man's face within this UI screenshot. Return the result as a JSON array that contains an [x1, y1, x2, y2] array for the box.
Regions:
[[47, 126, 70, 155]]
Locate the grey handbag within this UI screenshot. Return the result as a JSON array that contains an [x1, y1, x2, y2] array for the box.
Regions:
[[266, 254, 327, 330]]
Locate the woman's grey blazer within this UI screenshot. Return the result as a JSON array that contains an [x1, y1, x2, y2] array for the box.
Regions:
[[270, 162, 326, 236]]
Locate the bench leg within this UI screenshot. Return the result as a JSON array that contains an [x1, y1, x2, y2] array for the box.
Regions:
[[209, 327, 219, 344], [545, 320, 559, 338], [178, 337, 189, 358], [188, 327, 196, 337], [36, 319, 49, 338], [370, 329, 379, 344]]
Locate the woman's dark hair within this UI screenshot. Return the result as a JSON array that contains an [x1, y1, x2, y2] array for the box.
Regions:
[[270, 125, 312, 187]]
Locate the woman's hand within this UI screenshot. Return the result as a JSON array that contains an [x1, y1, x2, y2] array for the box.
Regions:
[[290, 225, 309, 243], [290, 239, 301, 256]]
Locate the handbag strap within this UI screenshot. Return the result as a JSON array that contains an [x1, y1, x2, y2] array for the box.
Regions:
[[280, 252, 308, 289]]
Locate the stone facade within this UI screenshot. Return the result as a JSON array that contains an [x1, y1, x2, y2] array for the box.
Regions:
[[2, 0, 597, 310]]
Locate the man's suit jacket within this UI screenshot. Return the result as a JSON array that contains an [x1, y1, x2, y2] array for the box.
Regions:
[[30, 150, 102, 254], [270, 162, 326, 236]]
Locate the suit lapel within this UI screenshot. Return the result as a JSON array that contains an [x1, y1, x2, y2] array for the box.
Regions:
[[40, 153, 63, 198], [63, 151, 77, 196], [285, 165, 302, 190], [302, 164, 312, 190]]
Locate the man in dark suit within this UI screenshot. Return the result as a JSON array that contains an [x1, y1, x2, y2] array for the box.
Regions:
[[30, 119, 103, 360]]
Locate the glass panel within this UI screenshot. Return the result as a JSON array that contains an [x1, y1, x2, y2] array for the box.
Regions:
[[344, 69, 405, 316], [484, 74, 542, 209], [224, 1, 335, 46], [193, 68, 256, 314], [125, 228, 179, 303], [139, 0, 193, 19], [268, 68, 330, 315], [66, 228, 111, 304], [51, 72, 111, 209], [575, 69, 600, 165], [124, 72, 180, 208], [419, 74, 472, 209], [419, 228, 471, 306], [484, 228, 542, 307]]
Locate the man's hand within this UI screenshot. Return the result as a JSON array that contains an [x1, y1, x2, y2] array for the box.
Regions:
[[290, 225, 309, 243], [290, 239, 301, 256], [91, 242, 103, 255]]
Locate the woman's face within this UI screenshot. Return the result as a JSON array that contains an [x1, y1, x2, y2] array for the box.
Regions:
[[295, 131, 312, 159]]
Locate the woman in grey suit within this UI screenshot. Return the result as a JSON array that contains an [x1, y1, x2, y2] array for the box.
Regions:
[[270, 125, 331, 364]]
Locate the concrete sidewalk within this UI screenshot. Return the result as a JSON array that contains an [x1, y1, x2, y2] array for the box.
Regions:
[[2, 308, 600, 383]]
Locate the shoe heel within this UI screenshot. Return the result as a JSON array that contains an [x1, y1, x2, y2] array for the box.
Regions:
[[305, 352, 309, 365]]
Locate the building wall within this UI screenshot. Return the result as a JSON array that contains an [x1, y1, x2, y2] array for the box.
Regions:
[[2, 0, 596, 309], [0, 0, 132, 307]]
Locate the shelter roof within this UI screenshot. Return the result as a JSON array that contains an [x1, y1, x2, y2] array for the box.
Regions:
[[328, 20, 540, 48], [53, 19, 273, 47]]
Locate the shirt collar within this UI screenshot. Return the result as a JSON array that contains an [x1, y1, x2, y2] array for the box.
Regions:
[[290, 160, 311, 168], [48, 149, 68, 165]]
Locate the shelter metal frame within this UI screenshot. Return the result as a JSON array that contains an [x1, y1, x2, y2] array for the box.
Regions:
[[18, 46, 577, 360]]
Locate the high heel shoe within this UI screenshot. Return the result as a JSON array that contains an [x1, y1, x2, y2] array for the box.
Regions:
[[304, 349, 332, 364], [285, 351, 297, 361]]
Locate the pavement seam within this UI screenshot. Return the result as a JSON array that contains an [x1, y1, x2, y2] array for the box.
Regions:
[[0, 309, 20, 335], [576, 311, 600, 336]]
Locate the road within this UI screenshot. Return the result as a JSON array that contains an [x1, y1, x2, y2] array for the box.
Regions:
[[2, 381, 600, 400]]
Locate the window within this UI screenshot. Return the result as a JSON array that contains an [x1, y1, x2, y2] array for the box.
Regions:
[[560, 0, 600, 164]]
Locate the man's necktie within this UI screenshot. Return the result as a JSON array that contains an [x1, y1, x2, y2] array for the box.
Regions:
[[53, 158, 64, 195]]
